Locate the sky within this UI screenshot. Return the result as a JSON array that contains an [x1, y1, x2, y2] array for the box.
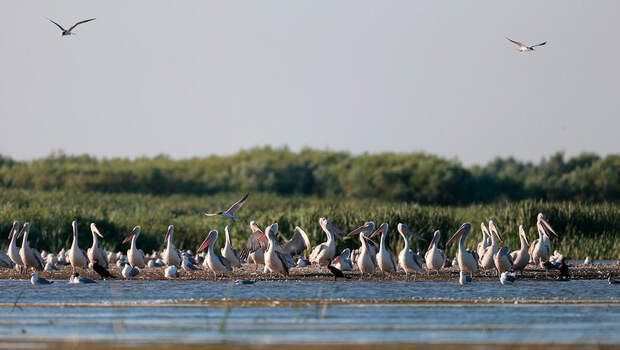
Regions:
[[0, 1, 618, 166]]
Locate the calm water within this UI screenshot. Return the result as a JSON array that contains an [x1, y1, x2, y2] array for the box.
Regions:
[[0, 279, 618, 345]]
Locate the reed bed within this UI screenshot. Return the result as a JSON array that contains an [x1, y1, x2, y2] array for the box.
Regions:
[[0, 188, 618, 259]]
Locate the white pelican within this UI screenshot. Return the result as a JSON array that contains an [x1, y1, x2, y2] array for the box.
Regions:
[[493, 246, 513, 275], [165, 265, 179, 278], [355, 231, 376, 277], [424, 229, 445, 274], [122, 264, 140, 279], [531, 213, 558, 264], [19, 223, 44, 271], [397, 223, 424, 280], [446, 223, 478, 280], [162, 225, 181, 267], [68, 220, 89, 272], [240, 221, 304, 267], [370, 223, 397, 275], [87, 223, 108, 268], [309, 218, 342, 266], [348, 222, 378, 266], [7, 221, 24, 272], [48, 18, 96, 36], [480, 221, 503, 270], [197, 230, 233, 278], [506, 37, 547, 52], [263, 223, 290, 277], [69, 272, 96, 284], [31, 273, 53, 285], [220, 226, 242, 267], [500, 271, 516, 285], [123, 226, 146, 268], [205, 193, 248, 221], [477, 223, 491, 261], [510, 225, 530, 273], [332, 248, 353, 271]]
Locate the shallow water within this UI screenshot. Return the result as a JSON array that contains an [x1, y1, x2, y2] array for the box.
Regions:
[[0, 279, 618, 345]]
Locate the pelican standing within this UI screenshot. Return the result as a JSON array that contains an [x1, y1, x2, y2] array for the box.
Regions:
[[510, 225, 530, 274], [197, 230, 233, 278], [354, 231, 376, 277], [87, 223, 108, 268], [19, 223, 44, 271], [348, 222, 378, 266], [162, 225, 182, 267], [446, 223, 478, 280], [68, 221, 89, 271], [477, 223, 491, 261], [397, 223, 424, 280], [263, 224, 289, 277], [309, 218, 343, 266], [7, 221, 24, 272], [371, 223, 397, 275], [480, 221, 503, 270], [332, 248, 353, 271], [424, 230, 445, 274], [220, 226, 242, 267], [531, 213, 558, 264], [123, 226, 146, 268]]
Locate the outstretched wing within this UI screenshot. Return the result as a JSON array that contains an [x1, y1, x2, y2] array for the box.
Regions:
[[531, 41, 547, 48], [69, 18, 96, 31], [506, 37, 524, 47], [281, 226, 311, 257], [240, 223, 268, 260], [48, 18, 66, 31], [226, 193, 249, 214], [275, 251, 290, 275]]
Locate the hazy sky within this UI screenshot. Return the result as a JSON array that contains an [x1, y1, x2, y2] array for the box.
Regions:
[[1, 1, 618, 165]]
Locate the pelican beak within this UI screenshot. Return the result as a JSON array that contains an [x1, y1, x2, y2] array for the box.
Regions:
[[72, 220, 79, 237], [165, 225, 174, 242], [489, 221, 503, 242], [539, 215, 558, 237], [8, 221, 19, 240], [346, 224, 370, 237], [446, 223, 471, 246], [331, 224, 343, 240], [519, 225, 530, 246], [250, 221, 263, 233], [370, 223, 387, 239], [431, 230, 440, 246], [122, 226, 140, 244], [197, 232, 214, 253], [17, 223, 29, 240], [90, 223, 104, 238]]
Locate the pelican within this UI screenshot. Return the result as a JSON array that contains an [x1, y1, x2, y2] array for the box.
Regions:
[[493, 246, 513, 275], [220, 226, 242, 267], [480, 221, 503, 270], [7, 221, 24, 272], [332, 248, 353, 271], [500, 271, 517, 285], [477, 223, 491, 261], [205, 193, 248, 221], [397, 223, 424, 280], [87, 223, 108, 268], [240, 221, 269, 261], [68, 220, 89, 272], [370, 223, 397, 275], [19, 223, 44, 271], [162, 225, 182, 267], [424, 230, 445, 274], [506, 37, 547, 52], [31, 273, 53, 285], [355, 231, 376, 277], [197, 230, 233, 278], [0, 251, 14, 268], [309, 218, 342, 266], [165, 265, 179, 278], [446, 223, 478, 280], [348, 222, 378, 266], [510, 225, 530, 273], [531, 213, 558, 264], [240, 221, 305, 267], [263, 223, 290, 277], [48, 18, 96, 36], [123, 226, 146, 268]]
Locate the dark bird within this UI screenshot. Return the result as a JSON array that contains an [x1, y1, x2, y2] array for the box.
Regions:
[[327, 264, 350, 281], [506, 37, 547, 52], [541, 257, 569, 280], [93, 262, 116, 279], [608, 274, 620, 285], [48, 18, 96, 36]]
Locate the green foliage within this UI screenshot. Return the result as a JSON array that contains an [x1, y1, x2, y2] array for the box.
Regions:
[[0, 148, 618, 203], [0, 188, 617, 259]]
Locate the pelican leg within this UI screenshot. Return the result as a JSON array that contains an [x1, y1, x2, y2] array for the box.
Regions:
[[405, 272, 408, 281]]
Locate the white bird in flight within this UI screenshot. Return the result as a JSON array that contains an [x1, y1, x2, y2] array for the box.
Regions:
[[48, 18, 96, 36], [205, 193, 249, 221], [506, 37, 546, 52]]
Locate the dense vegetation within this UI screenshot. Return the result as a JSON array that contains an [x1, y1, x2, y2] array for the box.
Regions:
[[0, 148, 618, 204], [1, 189, 618, 259]]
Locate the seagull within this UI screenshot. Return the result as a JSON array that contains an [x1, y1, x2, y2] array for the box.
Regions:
[[48, 18, 96, 36], [500, 271, 517, 285], [204, 193, 249, 221], [31, 273, 53, 285], [506, 37, 547, 52], [69, 272, 96, 284], [164, 265, 179, 278]]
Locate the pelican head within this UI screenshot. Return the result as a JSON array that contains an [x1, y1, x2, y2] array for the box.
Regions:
[[518, 225, 530, 246], [370, 223, 388, 239], [72, 220, 79, 237], [397, 223, 425, 241], [265, 223, 278, 239], [488, 220, 503, 242], [122, 226, 141, 244], [320, 217, 343, 240], [197, 230, 217, 253], [446, 222, 472, 246], [164, 225, 174, 243], [90, 223, 104, 238], [537, 213, 558, 237], [8, 221, 19, 240], [17, 222, 30, 239]]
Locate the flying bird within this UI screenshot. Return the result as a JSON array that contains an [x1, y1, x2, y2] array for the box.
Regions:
[[205, 193, 249, 221], [506, 37, 546, 52], [48, 18, 96, 36]]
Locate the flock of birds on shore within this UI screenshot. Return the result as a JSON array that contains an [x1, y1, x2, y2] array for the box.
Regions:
[[1, 194, 618, 286]]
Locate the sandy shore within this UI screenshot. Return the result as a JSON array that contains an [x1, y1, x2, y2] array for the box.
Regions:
[[1, 262, 618, 282]]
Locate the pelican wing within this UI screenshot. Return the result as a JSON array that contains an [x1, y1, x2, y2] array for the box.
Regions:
[[280, 226, 311, 257], [48, 18, 66, 31], [226, 193, 249, 214], [506, 37, 523, 46], [32, 248, 45, 270], [390, 252, 398, 271], [68, 18, 96, 31], [240, 228, 268, 260], [217, 254, 232, 271], [275, 251, 290, 275]]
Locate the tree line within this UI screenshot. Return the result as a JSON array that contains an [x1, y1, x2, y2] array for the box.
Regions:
[[0, 147, 617, 204]]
